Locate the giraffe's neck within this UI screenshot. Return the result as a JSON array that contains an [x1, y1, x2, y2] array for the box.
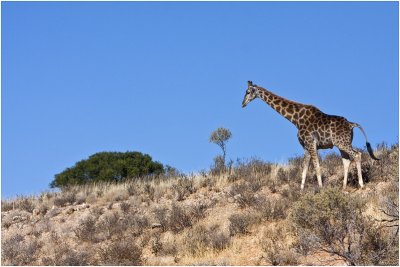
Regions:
[[255, 86, 305, 126]]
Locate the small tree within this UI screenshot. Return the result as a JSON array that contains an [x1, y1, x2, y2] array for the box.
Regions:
[[209, 127, 232, 167]]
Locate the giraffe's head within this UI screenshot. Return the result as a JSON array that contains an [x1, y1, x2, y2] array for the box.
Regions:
[[242, 81, 258, 108]]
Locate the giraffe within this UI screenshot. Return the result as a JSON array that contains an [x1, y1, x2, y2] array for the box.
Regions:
[[242, 81, 379, 190]]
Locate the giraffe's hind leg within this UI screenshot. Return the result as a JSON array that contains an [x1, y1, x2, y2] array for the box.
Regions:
[[338, 146, 364, 189], [301, 150, 311, 191], [340, 150, 351, 189]]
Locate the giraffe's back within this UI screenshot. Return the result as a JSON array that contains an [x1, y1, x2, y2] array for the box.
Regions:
[[297, 110, 353, 149]]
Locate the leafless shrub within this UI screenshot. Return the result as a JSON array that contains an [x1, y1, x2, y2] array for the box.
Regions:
[[151, 234, 162, 256], [292, 229, 319, 256], [229, 182, 257, 208], [37, 203, 50, 215], [1, 200, 14, 212], [98, 237, 142, 265], [45, 207, 61, 218], [244, 175, 266, 192], [200, 176, 216, 188], [126, 183, 137, 196], [144, 183, 155, 201], [41, 243, 92, 266], [286, 155, 304, 181], [234, 158, 273, 179], [90, 206, 104, 217], [169, 203, 192, 233], [98, 211, 127, 239], [74, 191, 87, 204], [2, 234, 23, 263], [189, 202, 208, 221], [266, 178, 279, 193], [54, 191, 76, 207], [32, 218, 51, 237], [156, 234, 177, 257], [2, 234, 42, 265], [260, 226, 298, 266], [281, 187, 301, 202], [119, 202, 131, 214], [194, 258, 231, 266], [185, 224, 230, 255], [211, 155, 226, 175], [172, 178, 195, 201], [13, 197, 36, 213], [209, 230, 231, 251], [276, 168, 287, 183], [257, 196, 289, 221], [228, 212, 255, 236], [268, 249, 299, 266], [125, 213, 149, 237], [322, 152, 342, 177], [153, 206, 168, 232], [360, 225, 399, 265], [2, 216, 13, 229], [368, 142, 398, 182], [74, 215, 98, 242]]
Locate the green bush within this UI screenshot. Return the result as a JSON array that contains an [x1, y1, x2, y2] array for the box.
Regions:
[[291, 187, 397, 265], [51, 151, 165, 188]]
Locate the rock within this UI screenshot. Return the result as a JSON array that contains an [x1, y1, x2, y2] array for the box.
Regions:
[[32, 208, 40, 216], [66, 207, 75, 215], [233, 194, 242, 200], [227, 197, 235, 203], [12, 216, 28, 222], [76, 203, 89, 210], [12, 216, 22, 222], [151, 223, 162, 229], [45, 207, 61, 218]]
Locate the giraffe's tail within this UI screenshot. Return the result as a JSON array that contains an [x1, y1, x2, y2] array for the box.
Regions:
[[351, 123, 380, 160]]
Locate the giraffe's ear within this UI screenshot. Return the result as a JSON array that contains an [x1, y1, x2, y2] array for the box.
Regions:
[[248, 81, 253, 86]]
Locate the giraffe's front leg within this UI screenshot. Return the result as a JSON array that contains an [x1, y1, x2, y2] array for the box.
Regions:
[[310, 151, 322, 188], [309, 136, 322, 188]]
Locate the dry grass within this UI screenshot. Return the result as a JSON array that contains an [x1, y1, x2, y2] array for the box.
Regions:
[[1, 143, 398, 265]]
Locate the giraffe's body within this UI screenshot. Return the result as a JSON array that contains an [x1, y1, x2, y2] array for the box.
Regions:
[[242, 81, 379, 190]]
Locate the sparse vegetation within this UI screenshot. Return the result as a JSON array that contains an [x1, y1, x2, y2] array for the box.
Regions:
[[184, 224, 231, 256], [98, 237, 142, 265], [291, 187, 398, 265], [228, 212, 255, 236], [1, 143, 398, 265]]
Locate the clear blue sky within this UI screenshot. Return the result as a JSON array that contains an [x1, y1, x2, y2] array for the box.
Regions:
[[2, 2, 398, 198]]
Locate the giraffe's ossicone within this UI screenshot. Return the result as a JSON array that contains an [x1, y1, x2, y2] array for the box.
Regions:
[[242, 80, 379, 190]]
